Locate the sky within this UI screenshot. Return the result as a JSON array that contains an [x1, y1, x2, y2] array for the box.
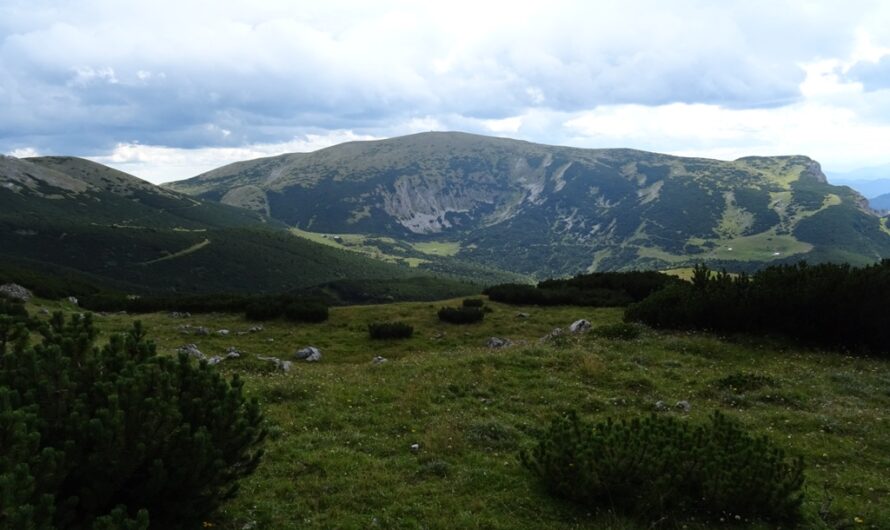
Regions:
[[3, 0, 890, 184]]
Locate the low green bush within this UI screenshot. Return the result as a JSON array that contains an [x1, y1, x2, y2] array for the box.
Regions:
[[0, 313, 266, 529], [437, 306, 484, 324], [521, 411, 804, 524], [368, 321, 414, 340], [591, 322, 642, 340], [283, 301, 329, 323], [462, 298, 484, 308]]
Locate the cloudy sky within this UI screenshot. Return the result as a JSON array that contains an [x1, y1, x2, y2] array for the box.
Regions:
[[3, 0, 890, 183]]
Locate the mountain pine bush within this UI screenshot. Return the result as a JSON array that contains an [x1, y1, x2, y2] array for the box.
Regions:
[[368, 321, 414, 339], [0, 312, 266, 530], [437, 306, 484, 324], [625, 261, 890, 354], [521, 411, 804, 524]]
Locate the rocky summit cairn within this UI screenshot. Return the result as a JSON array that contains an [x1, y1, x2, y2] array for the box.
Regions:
[[569, 319, 591, 333], [0, 283, 32, 302], [295, 346, 322, 362]]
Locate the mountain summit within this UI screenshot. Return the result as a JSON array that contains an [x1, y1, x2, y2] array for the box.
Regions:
[[166, 132, 890, 277]]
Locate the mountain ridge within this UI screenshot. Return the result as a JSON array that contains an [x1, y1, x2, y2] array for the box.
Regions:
[[166, 132, 890, 277]]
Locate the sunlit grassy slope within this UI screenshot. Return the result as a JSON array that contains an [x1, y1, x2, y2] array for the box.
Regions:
[[29, 297, 890, 530]]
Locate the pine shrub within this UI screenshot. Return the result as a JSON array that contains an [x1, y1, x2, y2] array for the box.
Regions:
[[437, 306, 484, 324], [462, 298, 484, 308], [368, 321, 414, 340], [591, 322, 642, 340], [283, 301, 329, 323], [0, 313, 266, 530], [521, 411, 804, 524]]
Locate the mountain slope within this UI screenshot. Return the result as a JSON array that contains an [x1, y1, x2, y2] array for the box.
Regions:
[[0, 155, 444, 294], [869, 192, 890, 211], [167, 132, 890, 277]]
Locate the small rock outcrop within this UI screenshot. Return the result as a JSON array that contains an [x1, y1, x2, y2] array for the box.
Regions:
[[169, 311, 191, 318], [515, 312, 530, 319], [178, 325, 211, 336], [372, 356, 388, 365], [569, 319, 591, 333], [248, 325, 264, 333], [540, 327, 563, 342], [487, 337, 509, 349], [225, 346, 242, 359], [0, 283, 32, 302], [295, 346, 322, 362], [67, 296, 79, 306], [216, 329, 230, 336], [177, 344, 204, 360], [257, 355, 292, 372], [675, 400, 691, 413], [654, 400, 669, 412]]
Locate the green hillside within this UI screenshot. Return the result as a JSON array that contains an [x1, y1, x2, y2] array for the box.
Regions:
[[0, 155, 469, 294], [168, 132, 890, 277]]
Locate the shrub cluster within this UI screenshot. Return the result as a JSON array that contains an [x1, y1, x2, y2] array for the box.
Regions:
[[625, 261, 890, 354], [485, 271, 680, 307], [368, 321, 414, 340], [591, 322, 642, 340], [0, 313, 266, 529], [521, 411, 804, 524], [80, 293, 330, 323], [462, 298, 485, 308], [437, 306, 484, 324]]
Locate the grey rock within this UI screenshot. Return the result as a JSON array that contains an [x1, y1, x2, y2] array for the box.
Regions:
[[207, 356, 223, 366], [515, 312, 530, 319], [654, 400, 669, 412], [257, 355, 292, 372], [675, 400, 691, 413], [487, 336, 509, 349], [410, 443, 420, 453], [225, 346, 242, 359], [67, 296, 79, 306], [194, 326, 210, 336], [177, 344, 204, 360], [295, 346, 322, 362], [216, 329, 230, 336], [371, 355, 388, 364], [569, 319, 592, 333], [0, 283, 32, 302], [540, 327, 564, 342], [248, 325, 264, 333], [38, 308, 50, 315], [169, 311, 191, 318]]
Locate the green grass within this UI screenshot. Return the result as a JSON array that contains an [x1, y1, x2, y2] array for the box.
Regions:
[[24, 297, 890, 529], [411, 241, 462, 257]]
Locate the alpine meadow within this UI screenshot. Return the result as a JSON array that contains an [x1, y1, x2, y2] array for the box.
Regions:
[[2, 2, 890, 530]]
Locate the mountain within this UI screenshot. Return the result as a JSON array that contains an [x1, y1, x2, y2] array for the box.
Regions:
[[166, 132, 890, 277], [870, 192, 890, 211], [827, 165, 890, 198], [0, 155, 473, 294]]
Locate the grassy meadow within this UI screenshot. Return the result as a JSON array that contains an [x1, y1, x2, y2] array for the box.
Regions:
[[25, 297, 890, 529]]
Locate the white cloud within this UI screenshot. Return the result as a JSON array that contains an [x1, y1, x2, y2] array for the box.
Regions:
[[89, 130, 380, 184], [9, 147, 39, 158], [2, 0, 890, 176]]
